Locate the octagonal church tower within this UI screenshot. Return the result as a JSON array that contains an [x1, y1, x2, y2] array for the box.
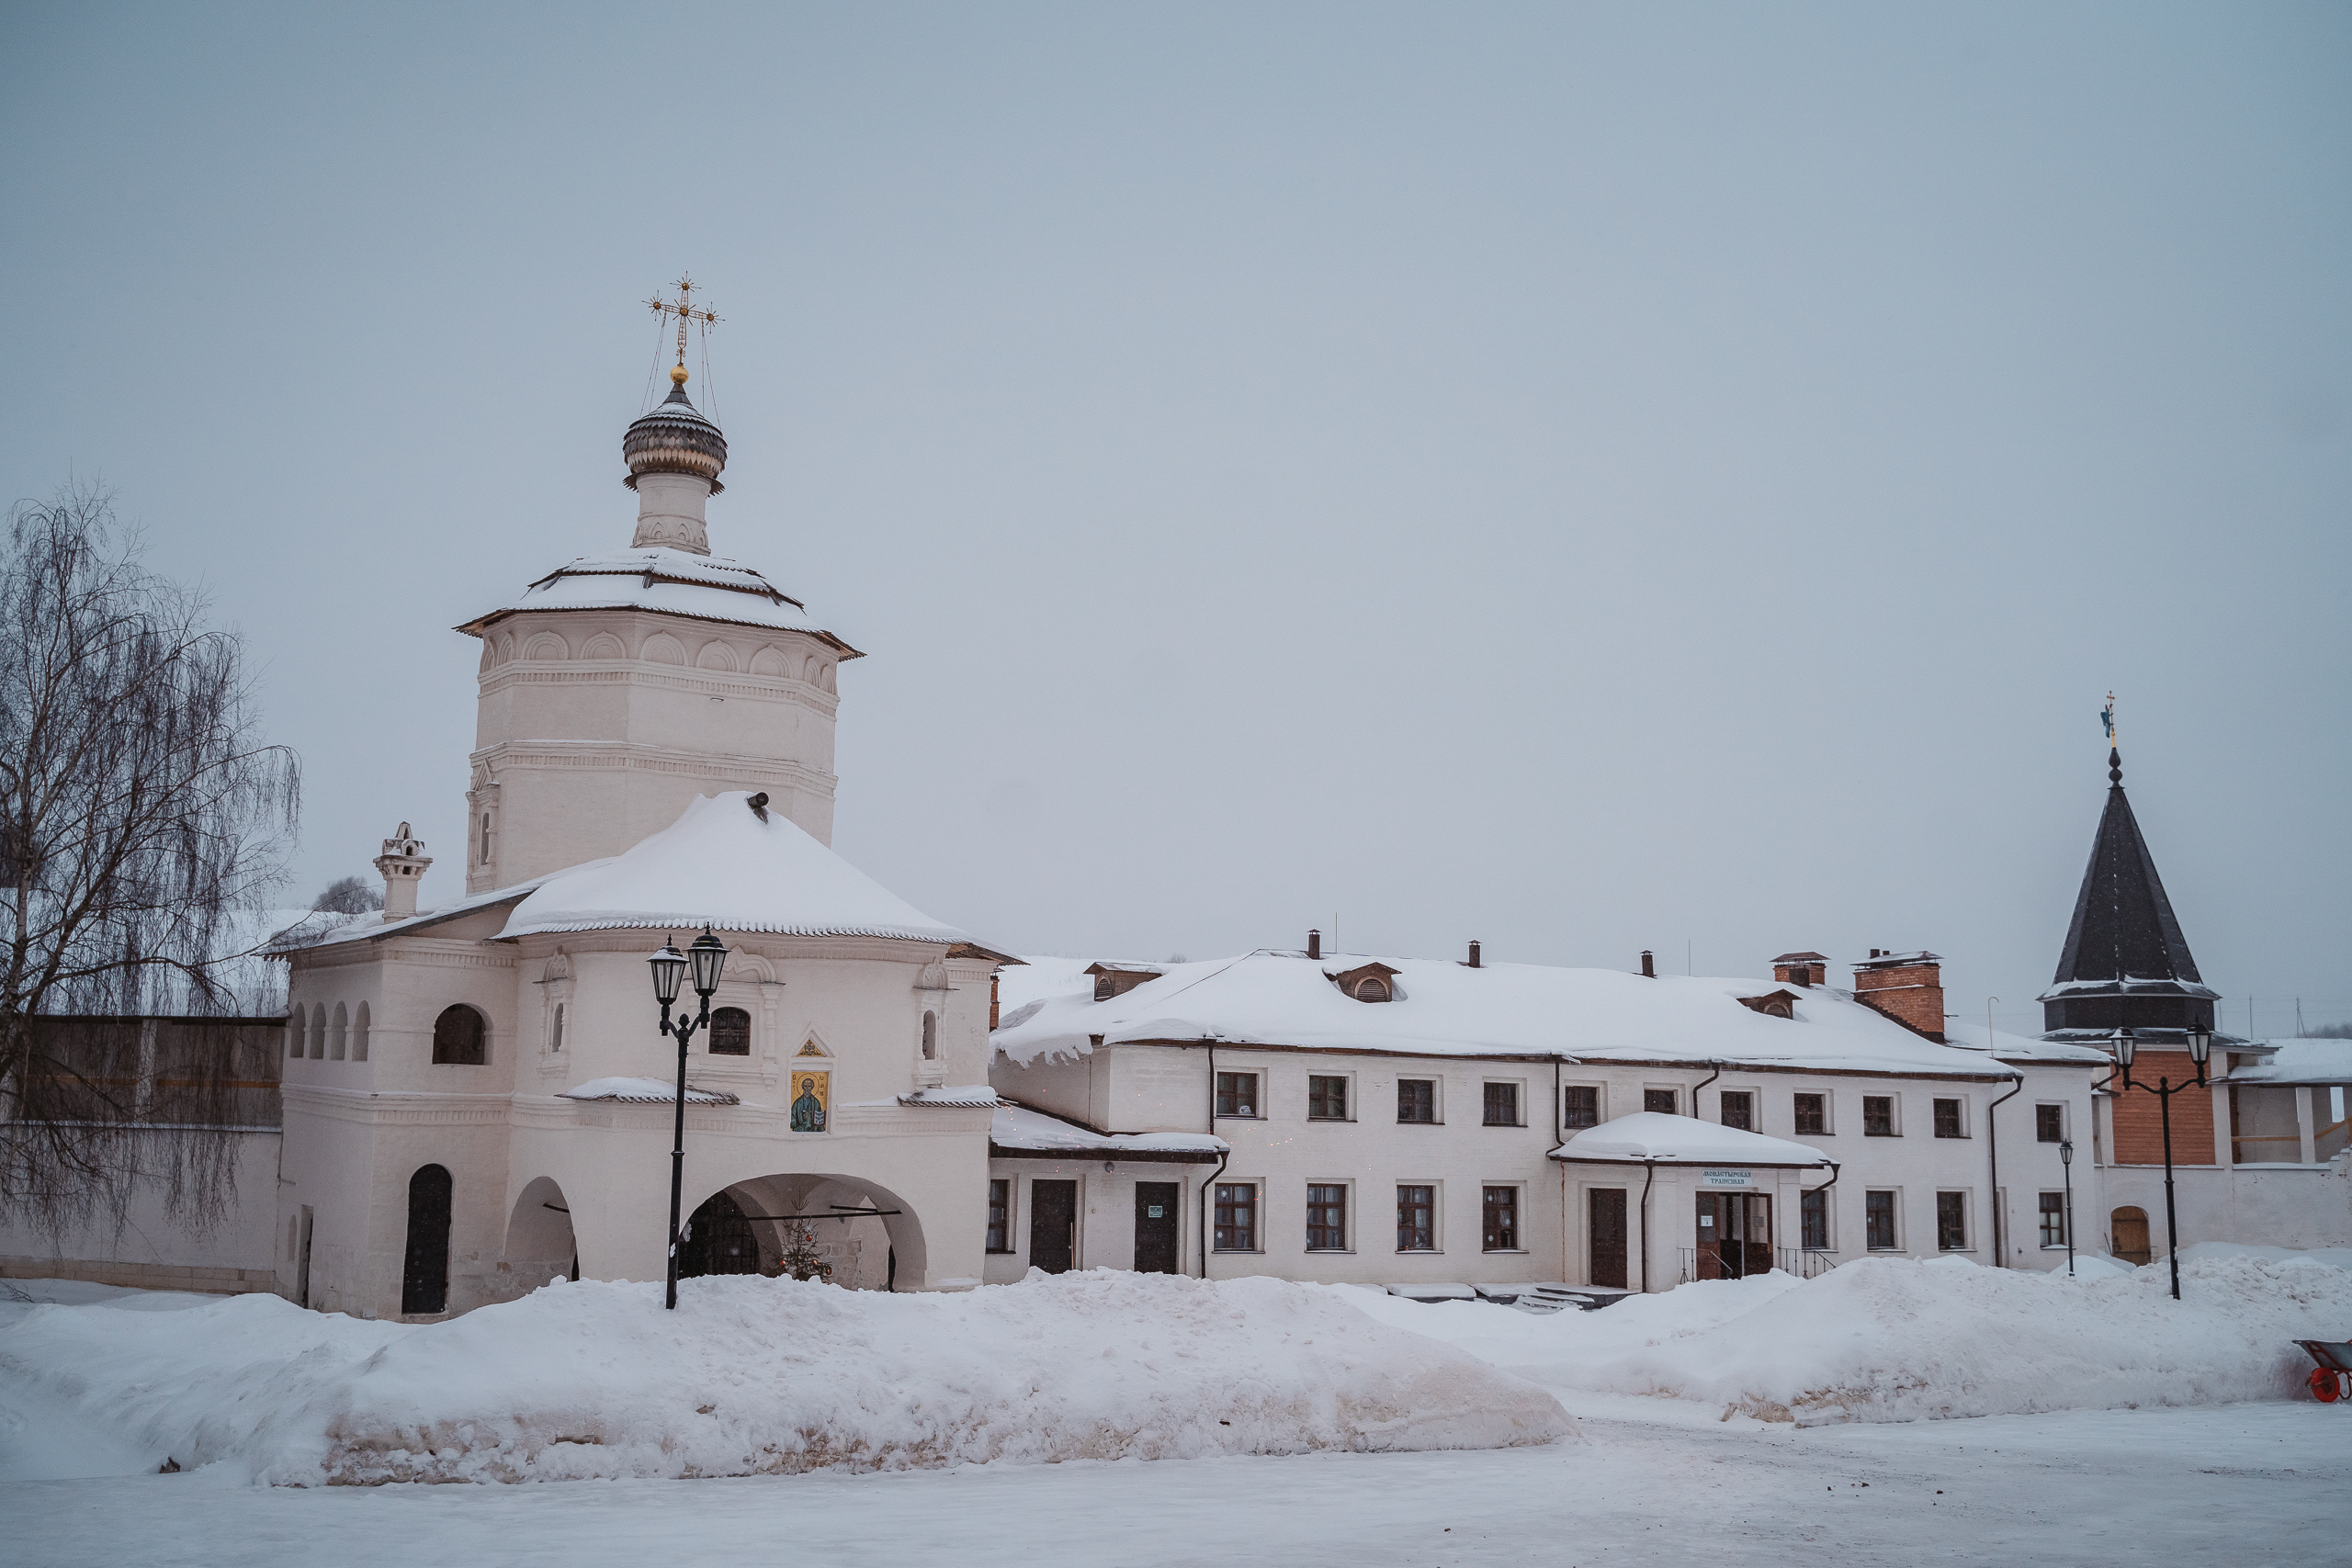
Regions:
[[453, 364, 860, 894]]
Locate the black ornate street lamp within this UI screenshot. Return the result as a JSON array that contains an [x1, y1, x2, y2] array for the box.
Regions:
[[2059, 1137, 2075, 1278], [650, 925, 729, 1310], [2111, 1023, 2211, 1301]]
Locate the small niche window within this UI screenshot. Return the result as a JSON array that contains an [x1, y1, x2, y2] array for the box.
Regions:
[[1397, 1079, 1436, 1124], [1307, 1075, 1349, 1121], [921, 1010, 937, 1060], [1720, 1090, 1753, 1131], [1563, 1085, 1600, 1130], [708, 1006, 751, 1055], [480, 813, 492, 866], [986, 1179, 1011, 1253], [549, 1003, 564, 1053], [1216, 1071, 1259, 1119], [431, 1005, 487, 1066], [1793, 1092, 1827, 1134]]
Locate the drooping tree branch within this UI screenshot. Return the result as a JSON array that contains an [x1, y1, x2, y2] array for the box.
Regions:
[[0, 486, 300, 1238]]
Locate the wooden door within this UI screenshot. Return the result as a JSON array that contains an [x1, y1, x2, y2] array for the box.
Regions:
[[1694, 1193, 1726, 1280], [1029, 1179, 1078, 1274], [2111, 1206, 2152, 1266], [1588, 1189, 1627, 1289], [1133, 1182, 1180, 1274], [401, 1164, 452, 1315], [1741, 1194, 1772, 1279]]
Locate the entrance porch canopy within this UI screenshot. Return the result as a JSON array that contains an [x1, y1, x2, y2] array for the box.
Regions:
[[1550, 1111, 1835, 1171]]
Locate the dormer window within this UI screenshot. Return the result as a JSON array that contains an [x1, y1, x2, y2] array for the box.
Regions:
[[1327, 961, 1402, 1004], [1737, 988, 1801, 1020], [1085, 961, 1165, 1002]]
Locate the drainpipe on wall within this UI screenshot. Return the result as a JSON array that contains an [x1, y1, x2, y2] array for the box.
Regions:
[[1986, 1073, 2024, 1267], [1199, 1043, 1221, 1279], [1693, 1060, 1723, 1120], [1638, 1159, 1657, 1293]]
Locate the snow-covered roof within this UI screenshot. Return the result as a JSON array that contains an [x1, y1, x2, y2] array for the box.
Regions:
[[993, 950, 2028, 1077], [273, 876, 559, 953], [897, 1084, 1003, 1107], [558, 1077, 740, 1105], [1939, 1018, 2111, 1066], [2224, 1040, 2352, 1085], [455, 546, 860, 653], [1551, 1111, 1833, 1168], [500, 792, 980, 948], [990, 1102, 1228, 1161]]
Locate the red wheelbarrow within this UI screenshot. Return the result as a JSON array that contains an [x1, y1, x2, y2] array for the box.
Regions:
[[2295, 1340, 2352, 1403]]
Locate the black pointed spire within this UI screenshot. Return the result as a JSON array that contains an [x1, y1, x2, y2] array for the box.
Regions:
[[2039, 746, 2221, 1044]]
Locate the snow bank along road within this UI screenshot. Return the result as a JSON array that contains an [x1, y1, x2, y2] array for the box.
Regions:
[[3, 1253, 2346, 1563]]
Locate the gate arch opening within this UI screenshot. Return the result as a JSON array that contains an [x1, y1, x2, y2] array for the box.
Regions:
[[402, 1163, 454, 1314], [690, 1172, 928, 1291], [503, 1175, 577, 1293]]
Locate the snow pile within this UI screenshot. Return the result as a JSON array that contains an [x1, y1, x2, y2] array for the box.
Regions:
[[0, 1270, 1570, 1484], [1342, 1253, 2352, 1425]]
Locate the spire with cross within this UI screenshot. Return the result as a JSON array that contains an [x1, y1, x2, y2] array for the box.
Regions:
[[646, 275, 720, 389]]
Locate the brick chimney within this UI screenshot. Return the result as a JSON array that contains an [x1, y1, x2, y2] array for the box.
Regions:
[[1851, 949, 1946, 1041], [1772, 951, 1829, 987], [1307, 928, 1321, 961], [1639, 950, 1656, 978]]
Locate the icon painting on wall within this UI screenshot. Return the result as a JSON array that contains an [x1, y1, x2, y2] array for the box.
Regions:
[[790, 1071, 830, 1133]]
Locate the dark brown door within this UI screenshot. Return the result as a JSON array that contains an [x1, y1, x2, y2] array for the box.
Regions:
[[1694, 1192, 1726, 1280], [1134, 1182, 1180, 1273], [1029, 1179, 1078, 1274], [401, 1164, 453, 1314], [1588, 1188, 1627, 1289], [1742, 1194, 1772, 1279], [2111, 1207, 2151, 1266]]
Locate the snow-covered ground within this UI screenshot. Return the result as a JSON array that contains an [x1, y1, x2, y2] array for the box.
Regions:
[[4, 1257, 2346, 1564]]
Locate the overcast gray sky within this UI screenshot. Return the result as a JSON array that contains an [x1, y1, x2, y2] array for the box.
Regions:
[[5, 3, 2346, 1035]]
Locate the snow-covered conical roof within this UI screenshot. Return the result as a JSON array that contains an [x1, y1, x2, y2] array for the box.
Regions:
[[500, 790, 974, 946]]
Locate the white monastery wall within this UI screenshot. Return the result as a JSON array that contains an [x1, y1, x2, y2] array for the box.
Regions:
[[0, 1132, 282, 1294]]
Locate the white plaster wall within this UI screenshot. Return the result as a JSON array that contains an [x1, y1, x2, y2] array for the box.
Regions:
[[465, 610, 844, 892], [0, 1131, 282, 1290], [982, 1158, 1208, 1284]]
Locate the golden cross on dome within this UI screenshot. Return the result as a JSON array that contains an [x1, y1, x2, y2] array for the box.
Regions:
[[645, 276, 720, 386]]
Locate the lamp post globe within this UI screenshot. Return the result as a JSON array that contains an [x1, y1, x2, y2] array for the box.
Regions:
[[2187, 1024, 2211, 1070], [688, 925, 729, 997], [2060, 1137, 2073, 1168], [2111, 1027, 2135, 1069], [649, 941, 687, 1007]]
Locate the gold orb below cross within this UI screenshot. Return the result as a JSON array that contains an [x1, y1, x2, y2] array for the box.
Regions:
[[671, 365, 689, 387]]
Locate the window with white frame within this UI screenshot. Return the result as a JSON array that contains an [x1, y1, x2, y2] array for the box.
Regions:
[[2036, 1103, 2064, 1143], [1933, 1098, 1966, 1139], [1563, 1084, 1601, 1130], [1936, 1190, 1968, 1251], [1306, 1183, 1348, 1251], [1216, 1072, 1260, 1119], [1793, 1091, 1828, 1135], [1481, 1185, 1520, 1251], [1719, 1089, 1754, 1131], [1483, 1082, 1520, 1127], [1397, 1079, 1437, 1124], [1396, 1184, 1437, 1251], [1865, 1189, 1899, 1249], [1863, 1095, 1897, 1136], [1307, 1075, 1350, 1121], [1801, 1187, 1831, 1250], [2038, 1191, 2067, 1248], [1214, 1183, 1258, 1250]]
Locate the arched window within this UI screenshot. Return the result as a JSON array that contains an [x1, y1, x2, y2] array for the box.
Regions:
[[352, 1001, 370, 1062], [310, 1003, 329, 1059], [401, 1164, 454, 1314], [432, 1004, 488, 1066], [708, 1006, 751, 1056], [1355, 977, 1390, 1003], [329, 1001, 348, 1061], [479, 813, 492, 866], [549, 1002, 565, 1053], [922, 1010, 937, 1060], [287, 1009, 306, 1059]]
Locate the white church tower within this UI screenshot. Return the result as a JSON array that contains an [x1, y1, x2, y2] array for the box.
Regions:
[[454, 323, 860, 894]]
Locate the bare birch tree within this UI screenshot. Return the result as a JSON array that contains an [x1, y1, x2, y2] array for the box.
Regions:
[[0, 488, 300, 1237]]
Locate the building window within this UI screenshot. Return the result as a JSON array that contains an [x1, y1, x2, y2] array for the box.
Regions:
[[1306, 1184, 1348, 1251], [1483, 1082, 1520, 1127], [1644, 1088, 1676, 1115], [1801, 1187, 1829, 1250], [480, 813, 492, 866], [352, 1000, 370, 1062], [2036, 1104, 2064, 1143], [1214, 1183, 1258, 1251], [329, 1002, 347, 1061], [1216, 1072, 1259, 1119], [1936, 1191, 1968, 1251], [431, 1004, 488, 1066], [1482, 1186, 1519, 1251], [986, 1179, 1011, 1252], [548, 1002, 563, 1053], [1933, 1099, 1965, 1139], [1396, 1185, 1436, 1251], [921, 1011, 937, 1060], [1308, 1076, 1349, 1121], [1793, 1092, 1827, 1134], [2039, 1191, 2067, 1248], [1720, 1090, 1753, 1131], [1397, 1079, 1436, 1124], [2319, 1088, 2350, 1164], [1862, 1096, 1896, 1136], [1354, 976, 1391, 1002], [1865, 1190, 1898, 1250], [708, 1006, 752, 1055], [1563, 1085, 1600, 1130], [288, 1010, 306, 1060]]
